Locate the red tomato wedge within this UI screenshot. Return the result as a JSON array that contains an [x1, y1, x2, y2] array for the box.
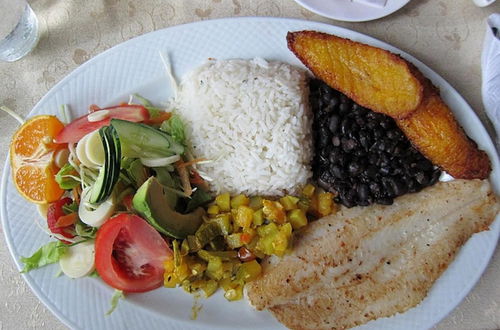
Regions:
[[54, 105, 149, 143], [47, 197, 75, 243], [95, 213, 172, 293]]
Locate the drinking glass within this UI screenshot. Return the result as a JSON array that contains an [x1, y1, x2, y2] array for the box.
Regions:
[[0, 0, 39, 62]]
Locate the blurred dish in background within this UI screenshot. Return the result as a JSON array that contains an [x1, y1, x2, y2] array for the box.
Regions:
[[293, 0, 411, 22]]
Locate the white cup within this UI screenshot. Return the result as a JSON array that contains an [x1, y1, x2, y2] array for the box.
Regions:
[[472, 0, 496, 7]]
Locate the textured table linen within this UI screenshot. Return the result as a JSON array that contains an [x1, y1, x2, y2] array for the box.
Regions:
[[0, 0, 499, 329]]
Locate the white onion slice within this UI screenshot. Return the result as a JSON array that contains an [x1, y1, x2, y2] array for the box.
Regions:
[[140, 154, 181, 167], [59, 240, 95, 278]]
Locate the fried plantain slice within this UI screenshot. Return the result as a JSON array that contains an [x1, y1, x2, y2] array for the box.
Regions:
[[288, 30, 491, 180], [287, 30, 427, 119], [397, 93, 491, 179]]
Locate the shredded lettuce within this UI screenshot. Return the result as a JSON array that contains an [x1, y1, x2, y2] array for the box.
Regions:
[[74, 221, 97, 239], [160, 114, 186, 145], [88, 269, 100, 278], [55, 163, 80, 190], [131, 93, 163, 118], [106, 289, 125, 315], [20, 241, 68, 273], [62, 201, 79, 214]]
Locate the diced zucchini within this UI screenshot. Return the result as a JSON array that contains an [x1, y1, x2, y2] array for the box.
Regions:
[[252, 208, 264, 226], [226, 233, 243, 249], [211, 213, 232, 235], [249, 196, 263, 210], [236, 260, 262, 283]]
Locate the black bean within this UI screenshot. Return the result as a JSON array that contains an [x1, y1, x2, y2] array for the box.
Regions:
[[348, 162, 363, 176], [373, 128, 384, 139], [429, 168, 441, 185], [357, 183, 370, 201], [359, 133, 371, 149], [330, 165, 345, 179], [414, 171, 429, 185], [341, 138, 357, 152], [340, 118, 351, 135], [339, 103, 350, 115], [340, 94, 349, 104], [331, 135, 341, 147], [328, 115, 340, 133], [379, 166, 391, 176], [310, 79, 442, 208], [318, 177, 332, 191], [417, 159, 434, 171], [375, 197, 393, 205]]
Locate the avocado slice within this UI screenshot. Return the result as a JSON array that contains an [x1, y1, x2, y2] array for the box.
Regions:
[[133, 176, 205, 239]]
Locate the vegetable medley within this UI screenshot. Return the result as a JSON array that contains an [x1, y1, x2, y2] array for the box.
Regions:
[[11, 95, 338, 312]]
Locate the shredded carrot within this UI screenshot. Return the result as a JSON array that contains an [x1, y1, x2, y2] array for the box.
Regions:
[[175, 161, 192, 196], [54, 213, 78, 228], [144, 111, 172, 125], [240, 233, 252, 244], [178, 158, 207, 168], [72, 186, 81, 204]]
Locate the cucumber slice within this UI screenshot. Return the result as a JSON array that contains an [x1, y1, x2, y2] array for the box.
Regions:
[[110, 118, 184, 159], [89, 126, 121, 204]]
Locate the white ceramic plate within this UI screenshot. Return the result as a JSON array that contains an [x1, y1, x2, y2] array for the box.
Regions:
[[294, 0, 411, 22], [1, 17, 499, 330]]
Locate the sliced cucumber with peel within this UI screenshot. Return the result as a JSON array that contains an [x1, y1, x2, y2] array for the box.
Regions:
[[110, 118, 184, 158], [89, 126, 121, 204]]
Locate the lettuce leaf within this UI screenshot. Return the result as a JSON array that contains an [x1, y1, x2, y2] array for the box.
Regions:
[[55, 163, 80, 190], [20, 241, 68, 273], [106, 290, 125, 315], [160, 115, 186, 145]]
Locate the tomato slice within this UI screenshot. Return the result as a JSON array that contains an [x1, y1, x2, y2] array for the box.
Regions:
[[47, 197, 75, 243], [54, 105, 149, 144], [95, 213, 172, 293]]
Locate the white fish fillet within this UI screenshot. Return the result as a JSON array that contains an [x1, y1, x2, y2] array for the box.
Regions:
[[246, 180, 499, 329]]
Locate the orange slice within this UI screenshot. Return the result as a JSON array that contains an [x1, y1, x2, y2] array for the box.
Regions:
[[10, 115, 66, 203]]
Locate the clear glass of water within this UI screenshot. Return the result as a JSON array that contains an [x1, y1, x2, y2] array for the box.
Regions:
[[0, 0, 39, 62]]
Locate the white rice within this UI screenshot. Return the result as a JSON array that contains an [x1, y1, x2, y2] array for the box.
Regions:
[[173, 58, 312, 196]]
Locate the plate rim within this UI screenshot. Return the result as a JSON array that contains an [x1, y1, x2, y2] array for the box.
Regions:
[[1, 16, 499, 330]]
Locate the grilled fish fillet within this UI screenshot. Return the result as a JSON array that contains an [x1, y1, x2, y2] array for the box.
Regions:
[[246, 180, 499, 329]]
